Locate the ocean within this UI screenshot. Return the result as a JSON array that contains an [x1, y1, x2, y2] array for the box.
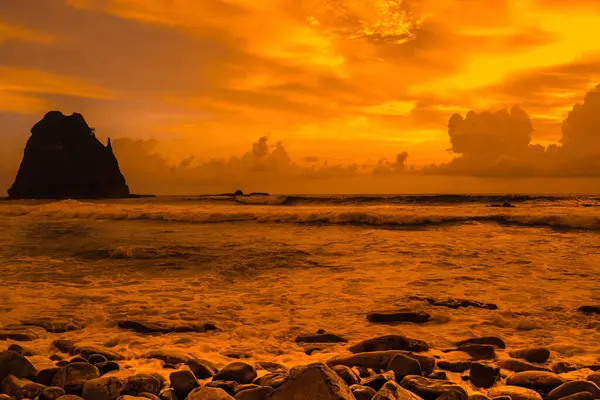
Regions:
[[2, 194, 600, 378]]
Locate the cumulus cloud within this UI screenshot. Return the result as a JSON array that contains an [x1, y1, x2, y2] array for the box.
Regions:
[[373, 152, 409, 175]]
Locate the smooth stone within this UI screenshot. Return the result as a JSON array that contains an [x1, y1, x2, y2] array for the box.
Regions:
[[7, 345, 34, 357], [138, 394, 160, 400], [456, 337, 506, 349], [255, 363, 287, 375], [367, 311, 430, 324], [233, 386, 271, 400], [15, 382, 47, 399], [373, 380, 423, 400], [20, 319, 81, 334], [188, 387, 234, 400], [548, 381, 600, 400], [352, 367, 372, 379], [455, 344, 496, 360], [468, 395, 491, 400], [214, 363, 257, 385], [410, 297, 497, 310], [438, 390, 468, 400], [37, 368, 62, 386], [1, 374, 32, 396], [388, 354, 421, 380], [117, 321, 217, 334], [186, 359, 218, 379], [350, 384, 377, 400], [205, 382, 238, 396], [558, 392, 594, 400], [52, 363, 100, 395], [499, 359, 551, 373], [361, 371, 396, 391], [586, 372, 600, 386], [40, 387, 66, 400], [158, 388, 175, 400], [87, 355, 107, 365], [399, 376, 466, 400], [57, 396, 85, 400], [429, 372, 448, 380], [470, 363, 500, 388], [327, 351, 436, 376], [143, 351, 191, 365], [0, 351, 38, 382], [95, 362, 119, 376], [506, 371, 566, 393], [332, 366, 360, 386], [81, 377, 123, 400], [252, 374, 288, 389], [510, 348, 551, 364], [437, 361, 472, 373], [120, 375, 162, 396], [488, 386, 543, 400], [267, 363, 355, 400], [349, 335, 429, 353], [69, 358, 88, 364], [168, 370, 198, 399], [295, 332, 348, 343]]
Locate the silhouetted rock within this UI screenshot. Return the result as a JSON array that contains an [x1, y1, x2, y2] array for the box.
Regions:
[[349, 335, 429, 353], [578, 306, 600, 314], [455, 337, 506, 349], [410, 297, 498, 310], [488, 202, 516, 208], [117, 320, 217, 334], [0, 351, 38, 382], [399, 376, 466, 400], [234, 190, 244, 196], [499, 359, 551, 372], [506, 371, 565, 393], [510, 347, 551, 363], [367, 311, 430, 324], [213, 363, 257, 385], [295, 331, 348, 343], [469, 362, 500, 388], [8, 111, 130, 199], [549, 382, 600, 400]]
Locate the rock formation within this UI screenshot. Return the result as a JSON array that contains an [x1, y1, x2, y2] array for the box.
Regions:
[[8, 111, 130, 199]]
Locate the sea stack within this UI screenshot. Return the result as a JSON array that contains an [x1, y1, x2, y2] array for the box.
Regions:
[[8, 111, 130, 199]]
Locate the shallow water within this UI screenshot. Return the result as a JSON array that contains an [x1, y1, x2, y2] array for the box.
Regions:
[[1, 195, 600, 378]]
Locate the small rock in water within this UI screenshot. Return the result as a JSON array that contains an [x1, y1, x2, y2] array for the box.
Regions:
[[204, 381, 238, 395], [349, 335, 429, 353], [95, 362, 119, 376], [185, 359, 218, 379], [578, 306, 600, 315], [188, 387, 234, 400], [295, 331, 348, 343], [52, 363, 100, 395], [437, 361, 472, 373], [438, 390, 468, 400], [410, 297, 498, 310], [506, 371, 566, 393], [361, 371, 396, 391], [268, 363, 355, 400], [350, 384, 377, 400], [372, 380, 420, 400], [143, 351, 191, 365], [469, 362, 500, 388], [557, 392, 594, 400], [87, 355, 107, 365], [332, 366, 360, 386], [488, 386, 543, 400], [510, 348, 551, 363], [169, 370, 198, 399], [399, 376, 467, 400], [429, 372, 448, 380], [69, 357, 88, 364], [456, 337, 506, 349], [552, 362, 578, 374], [117, 320, 217, 334], [367, 311, 431, 324], [548, 381, 600, 400], [213, 363, 257, 385], [499, 359, 551, 373], [81, 376, 123, 400], [0, 351, 38, 381], [120, 374, 162, 396], [234, 386, 271, 400], [387, 354, 422, 380], [450, 344, 495, 360], [40, 386, 66, 400]]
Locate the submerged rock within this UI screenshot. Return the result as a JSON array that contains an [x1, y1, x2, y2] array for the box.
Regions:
[[349, 335, 429, 353], [455, 337, 506, 349], [8, 111, 130, 199], [367, 311, 430, 324], [410, 297, 498, 310], [295, 331, 348, 343], [117, 320, 217, 334]]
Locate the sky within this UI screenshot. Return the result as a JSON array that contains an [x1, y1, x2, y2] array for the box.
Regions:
[[2, 0, 600, 194]]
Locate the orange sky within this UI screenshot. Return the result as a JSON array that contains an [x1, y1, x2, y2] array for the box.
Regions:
[[2, 0, 600, 182]]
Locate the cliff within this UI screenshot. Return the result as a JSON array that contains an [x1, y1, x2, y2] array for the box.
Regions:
[[8, 111, 130, 199]]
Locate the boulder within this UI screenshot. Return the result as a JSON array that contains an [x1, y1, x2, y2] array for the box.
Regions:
[[252, 374, 288, 389], [506, 371, 566, 393], [548, 381, 600, 400], [387, 354, 421, 379], [510, 348, 551, 364], [8, 111, 130, 199], [367, 312, 430, 324], [0, 351, 38, 381], [469, 363, 500, 388], [350, 384, 377, 400], [214, 363, 257, 385], [332, 366, 360, 386], [373, 380, 423, 400], [399, 376, 466, 400], [349, 335, 429, 353], [437, 361, 472, 373], [188, 387, 234, 400], [267, 363, 355, 399], [120, 375, 162, 396], [361, 371, 396, 391], [52, 363, 100, 395], [168, 370, 198, 399], [81, 377, 123, 400], [37, 368, 62, 386], [186, 359, 218, 379], [487, 386, 543, 400]]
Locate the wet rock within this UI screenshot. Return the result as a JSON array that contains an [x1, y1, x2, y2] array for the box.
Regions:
[[87, 355, 107, 365], [50, 355, 63, 362], [558, 392, 594, 400], [138, 394, 160, 400], [295, 331, 348, 343], [70, 346, 122, 362], [267, 363, 355, 399], [304, 347, 323, 355], [7, 345, 34, 357], [468, 395, 491, 400], [548, 381, 600, 400], [438, 390, 468, 400], [95, 362, 119, 376], [510, 348, 551, 364], [410, 297, 498, 310], [0, 351, 38, 381], [361, 370, 395, 390], [552, 362, 578, 374], [57, 361, 69, 367], [586, 371, 600, 386], [57, 396, 85, 400], [492, 396, 512, 400], [143, 351, 191, 365], [367, 311, 430, 324], [429, 372, 447, 380], [488, 386, 543, 400], [69, 358, 88, 364], [372, 380, 422, 400], [186, 359, 218, 379], [0, 327, 41, 342], [161, 364, 175, 370], [506, 371, 566, 393], [37, 368, 62, 386], [469, 362, 500, 388], [169, 370, 198, 399], [349, 335, 429, 353], [8, 111, 130, 199], [437, 361, 472, 373], [0, 394, 10, 400], [455, 337, 505, 349], [233, 385, 261, 394], [350, 384, 377, 400], [40, 387, 66, 400], [214, 363, 257, 385], [327, 351, 435, 376], [205, 381, 238, 395], [578, 306, 600, 315], [53, 340, 76, 354], [1, 375, 33, 396], [253, 374, 288, 389], [81, 377, 123, 400], [352, 367, 372, 379], [255, 363, 287, 375], [117, 321, 217, 334], [117, 396, 147, 400], [499, 359, 551, 373], [20, 319, 81, 334], [233, 386, 271, 400], [399, 376, 466, 400], [120, 375, 162, 396], [53, 363, 100, 395], [188, 387, 234, 400], [387, 354, 421, 380], [158, 388, 175, 400], [15, 382, 47, 399], [332, 366, 360, 386], [454, 344, 496, 360]]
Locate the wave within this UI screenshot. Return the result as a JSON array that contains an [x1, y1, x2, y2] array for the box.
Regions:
[[2, 200, 600, 232]]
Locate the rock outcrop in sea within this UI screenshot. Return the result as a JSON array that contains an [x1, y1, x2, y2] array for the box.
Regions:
[[8, 111, 130, 199]]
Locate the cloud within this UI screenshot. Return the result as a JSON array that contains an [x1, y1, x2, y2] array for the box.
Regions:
[[373, 152, 409, 175]]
